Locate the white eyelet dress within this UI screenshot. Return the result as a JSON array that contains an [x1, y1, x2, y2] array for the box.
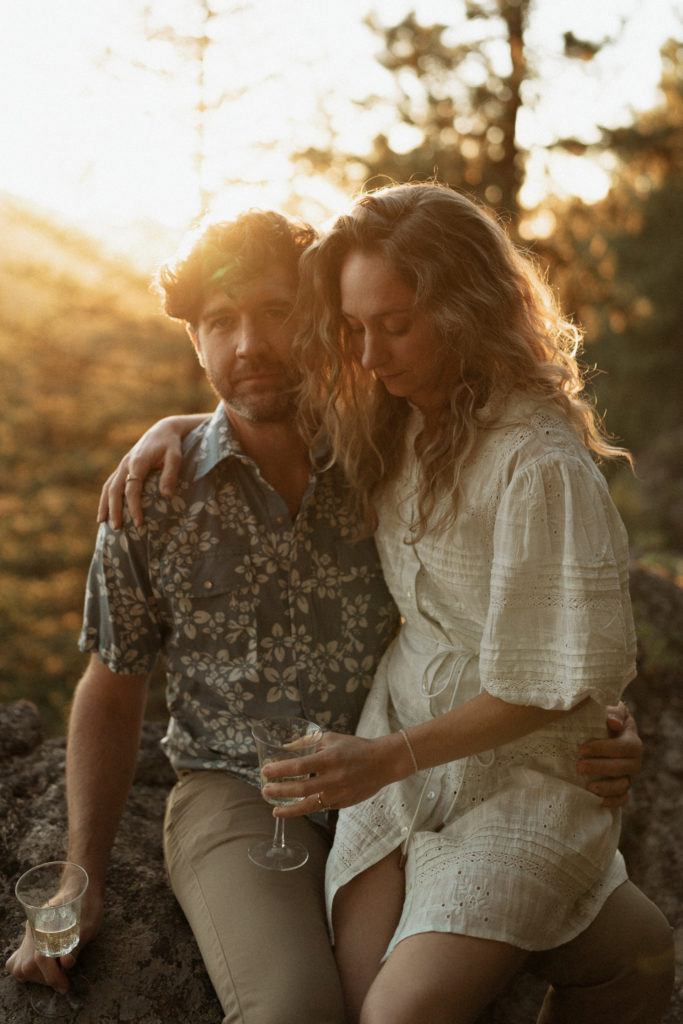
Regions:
[[325, 395, 636, 957]]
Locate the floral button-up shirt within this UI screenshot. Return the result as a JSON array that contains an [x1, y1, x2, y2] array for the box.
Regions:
[[80, 404, 399, 784]]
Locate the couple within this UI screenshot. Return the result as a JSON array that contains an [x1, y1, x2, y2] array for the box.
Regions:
[[7, 184, 673, 1023]]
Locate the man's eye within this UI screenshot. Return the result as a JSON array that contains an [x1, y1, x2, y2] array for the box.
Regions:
[[213, 316, 235, 329], [265, 307, 290, 321]]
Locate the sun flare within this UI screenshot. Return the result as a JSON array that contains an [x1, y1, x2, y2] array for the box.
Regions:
[[0, 0, 677, 268]]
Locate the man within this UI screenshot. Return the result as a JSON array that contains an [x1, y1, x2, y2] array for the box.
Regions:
[[6, 210, 665, 1024]]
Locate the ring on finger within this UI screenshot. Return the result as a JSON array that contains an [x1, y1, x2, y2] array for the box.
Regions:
[[317, 791, 332, 812], [125, 474, 140, 484]]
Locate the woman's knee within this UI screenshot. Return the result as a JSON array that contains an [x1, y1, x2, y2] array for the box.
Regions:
[[534, 882, 673, 985], [359, 931, 524, 1024], [533, 882, 675, 1024], [360, 989, 459, 1024]]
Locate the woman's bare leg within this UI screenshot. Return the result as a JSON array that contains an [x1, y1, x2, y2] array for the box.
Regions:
[[532, 881, 674, 1024], [332, 850, 405, 1023], [361, 931, 528, 1024]]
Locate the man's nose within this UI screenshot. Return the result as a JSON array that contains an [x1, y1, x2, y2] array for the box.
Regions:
[[235, 317, 269, 357]]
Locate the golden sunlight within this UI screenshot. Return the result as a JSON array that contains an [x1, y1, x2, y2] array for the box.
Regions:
[[0, 0, 677, 268]]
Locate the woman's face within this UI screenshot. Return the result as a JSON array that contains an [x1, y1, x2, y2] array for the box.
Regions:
[[339, 250, 448, 412]]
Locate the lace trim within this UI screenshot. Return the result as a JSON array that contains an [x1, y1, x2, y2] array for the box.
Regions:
[[410, 827, 614, 901]]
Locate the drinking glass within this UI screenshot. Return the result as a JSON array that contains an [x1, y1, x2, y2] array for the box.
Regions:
[[15, 860, 88, 1018], [248, 716, 322, 871]]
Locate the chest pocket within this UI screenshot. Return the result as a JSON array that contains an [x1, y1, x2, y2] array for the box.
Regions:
[[159, 546, 257, 610]]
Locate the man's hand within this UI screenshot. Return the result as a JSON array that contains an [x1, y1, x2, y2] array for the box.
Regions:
[[97, 414, 207, 529], [6, 658, 150, 995], [5, 887, 103, 994], [578, 701, 643, 808]]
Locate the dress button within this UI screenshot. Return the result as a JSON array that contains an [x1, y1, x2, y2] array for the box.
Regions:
[[400, 826, 408, 833], [275, 516, 284, 525], [204, 581, 213, 590], [427, 791, 436, 800]]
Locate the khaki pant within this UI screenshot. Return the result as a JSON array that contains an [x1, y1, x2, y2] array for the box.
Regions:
[[163, 770, 345, 1024], [164, 771, 674, 1024]]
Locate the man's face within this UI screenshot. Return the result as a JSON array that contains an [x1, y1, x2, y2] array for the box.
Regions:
[[189, 264, 299, 424]]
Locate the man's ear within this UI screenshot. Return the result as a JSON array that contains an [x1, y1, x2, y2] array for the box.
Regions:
[[186, 323, 205, 367]]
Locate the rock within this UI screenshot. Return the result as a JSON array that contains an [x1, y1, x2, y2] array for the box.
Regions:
[[1, 568, 682, 1023], [0, 700, 43, 759], [629, 566, 683, 695], [0, 719, 220, 1023]]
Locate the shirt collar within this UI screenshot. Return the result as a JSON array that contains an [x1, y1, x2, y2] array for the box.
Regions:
[[191, 402, 333, 482], [192, 403, 248, 481]]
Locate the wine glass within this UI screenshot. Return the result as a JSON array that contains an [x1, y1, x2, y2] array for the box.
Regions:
[[15, 860, 89, 1018], [248, 716, 322, 871]]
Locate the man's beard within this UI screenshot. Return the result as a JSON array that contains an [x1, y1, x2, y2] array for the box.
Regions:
[[225, 389, 296, 423], [206, 365, 298, 423]]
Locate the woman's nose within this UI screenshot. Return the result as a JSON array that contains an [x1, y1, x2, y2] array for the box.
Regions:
[[360, 331, 387, 370]]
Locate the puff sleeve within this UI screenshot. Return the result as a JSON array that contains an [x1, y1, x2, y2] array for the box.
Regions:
[[479, 452, 636, 709]]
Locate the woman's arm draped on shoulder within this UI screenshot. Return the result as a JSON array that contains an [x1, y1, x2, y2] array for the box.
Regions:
[[98, 413, 209, 529]]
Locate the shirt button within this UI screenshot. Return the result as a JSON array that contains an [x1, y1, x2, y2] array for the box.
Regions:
[[427, 791, 436, 800], [203, 581, 213, 590], [400, 826, 408, 833], [275, 516, 284, 525]]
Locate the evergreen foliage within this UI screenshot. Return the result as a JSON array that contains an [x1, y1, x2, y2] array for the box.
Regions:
[[0, 200, 213, 734]]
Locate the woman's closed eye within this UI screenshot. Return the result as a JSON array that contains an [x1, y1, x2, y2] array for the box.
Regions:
[[264, 304, 293, 322], [383, 320, 412, 336], [343, 318, 412, 338]]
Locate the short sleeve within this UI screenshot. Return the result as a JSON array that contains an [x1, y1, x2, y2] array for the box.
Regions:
[[479, 453, 636, 709], [78, 518, 162, 676]]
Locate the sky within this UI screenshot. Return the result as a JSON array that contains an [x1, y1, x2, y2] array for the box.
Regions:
[[1, 0, 680, 269]]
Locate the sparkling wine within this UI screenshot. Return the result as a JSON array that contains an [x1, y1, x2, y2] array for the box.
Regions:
[[260, 765, 307, 806], [32, 906, 79, 957]]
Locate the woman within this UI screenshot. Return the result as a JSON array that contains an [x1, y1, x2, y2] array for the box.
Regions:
[[258, 183, 671, 1023], [100, 185, 672, 1023]]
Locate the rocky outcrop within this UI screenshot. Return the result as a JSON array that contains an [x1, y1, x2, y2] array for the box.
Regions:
[[1, 710, 220, 1023], [1, 567, 682, 1023]]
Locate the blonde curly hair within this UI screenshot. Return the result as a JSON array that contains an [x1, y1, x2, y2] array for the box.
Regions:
[[294, 182, 630, 539]]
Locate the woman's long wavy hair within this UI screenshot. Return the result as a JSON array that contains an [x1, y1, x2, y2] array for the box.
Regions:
[[294, 182, 630, 540]]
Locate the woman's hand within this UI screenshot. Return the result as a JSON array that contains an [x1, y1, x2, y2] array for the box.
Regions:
[[262, 731, 413, 818], [577, 701, 643, 808], [97, 414, 207, 529]]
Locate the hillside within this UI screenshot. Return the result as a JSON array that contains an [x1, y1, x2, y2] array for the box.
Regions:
[[0, 197, 213, 734]]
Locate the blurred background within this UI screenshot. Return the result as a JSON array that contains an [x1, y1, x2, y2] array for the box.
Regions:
[[1, 0, 681, 736]]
